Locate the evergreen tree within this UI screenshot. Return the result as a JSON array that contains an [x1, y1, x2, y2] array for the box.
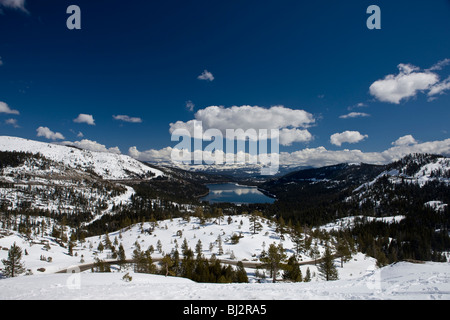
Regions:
[[260, 243, 287, 283], [336, 238, 352, 268], [117, 243, 126, 270], [1, 243, 26, 277], [249, 210, 263, 234], [234, 261, 249, 283], [304, 267, 311, 282], [309, 241, 320, 265], [318, 245, 339, 281], [283, 254, 302, 282], [161, 254, 174, 277], [195, 239, 203, 256]]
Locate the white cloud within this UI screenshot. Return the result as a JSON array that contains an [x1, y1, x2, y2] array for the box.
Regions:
[[281, 138, 450, 167], [4, 118, 19, 128], [128, 146, 173, 162], [61, 139, 121, 154], [113, 115, 143, 123], [0, 101, 20, 115], [128, 137, 450, 169], [278, 128, 313, 146], [330, 131, 368, 147], [169, 105, 315, 146], [36, 127, 65, 141], [428, 76, 450, 97], [0, 0, 28, 13], [73, 114, 95, 125], [427, 58, 450, 71], [197, 70, 214, 81], [392, 135, 418, 146], [369, 63, 439, 104], [0, 57, 3, 66], [339, 112, 371, 119]]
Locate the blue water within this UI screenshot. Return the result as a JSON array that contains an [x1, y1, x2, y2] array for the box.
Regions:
[[200, 183, 275, 205]]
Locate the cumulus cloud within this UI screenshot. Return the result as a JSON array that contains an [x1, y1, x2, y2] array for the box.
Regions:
[[128, 146, 174, 162], [278, 128, 313, 146], [128, 137, 450, 169], [197, 70, 214, 81], [392, 135, 418, 146], [36, 127, 65, 141], [113, 115, 143, 123], [281, 138, 450, 167], [339, 112, 371, 119], [369, 64, 439, 104], [0, 0, 28, 13], [0, 101, 20, 115], [169, 105, 315, 146], [60, 139, 121, 154], [330, 131, 368, 147], [73, 114, 95, 125]]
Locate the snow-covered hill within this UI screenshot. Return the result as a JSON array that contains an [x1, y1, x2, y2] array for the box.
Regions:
[[4, 213, 448, 300], [349, 154, 450, 211], [1, 215, 335, 278], [0, 259, 448, 300], [355, 154, 450, 191], [0, 136, 164, 180]]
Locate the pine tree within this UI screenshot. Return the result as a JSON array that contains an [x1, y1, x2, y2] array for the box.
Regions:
[[304, 267, 311, 282], [260, 243, 287, 283], [283, 254, 302, 282], [117, 243, 126, 270], [161, 254, 174, 277], [1, 243, 26, 277], [309, 241, 320, 265], [336, 238, 352, 268], [318, 245, 339, 281], [234, 261, 249, 283], [249, 210, 263, 235]]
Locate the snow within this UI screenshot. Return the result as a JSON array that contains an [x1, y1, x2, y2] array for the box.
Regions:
[[0, 260, 449, 300], [425, 200, 448, 213], [1, 214, 449, 300], [0, 136, 164, 180], [1, 215, 323, 276], [317, 215, 406, 233]]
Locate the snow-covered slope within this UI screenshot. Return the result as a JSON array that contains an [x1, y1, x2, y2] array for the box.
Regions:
[[1, 208, 449, 300], [0, 215, 333, 277], [355, 154, 450, 191], [0, 136, 164, 180], [0, 260, 448, 300]]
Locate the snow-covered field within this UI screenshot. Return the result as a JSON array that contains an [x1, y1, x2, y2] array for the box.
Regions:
[[0, 260, 448, 300], [1, 215, 332, 276], [1, 214, 450, 300]]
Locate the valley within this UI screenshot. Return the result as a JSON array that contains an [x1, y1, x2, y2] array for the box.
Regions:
[[0, 136, 449, 300]]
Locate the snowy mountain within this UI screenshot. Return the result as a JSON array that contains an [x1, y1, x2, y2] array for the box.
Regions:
[[349, 154, 450, 210], [0, 136, 167, 220], [0, 136, 164, 180]]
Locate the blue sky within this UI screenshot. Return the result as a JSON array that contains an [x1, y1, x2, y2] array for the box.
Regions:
[[0, 0, 449, 167]]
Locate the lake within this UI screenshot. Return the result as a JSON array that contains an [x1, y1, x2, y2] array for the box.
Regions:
[[200, 183, 275, 205]]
